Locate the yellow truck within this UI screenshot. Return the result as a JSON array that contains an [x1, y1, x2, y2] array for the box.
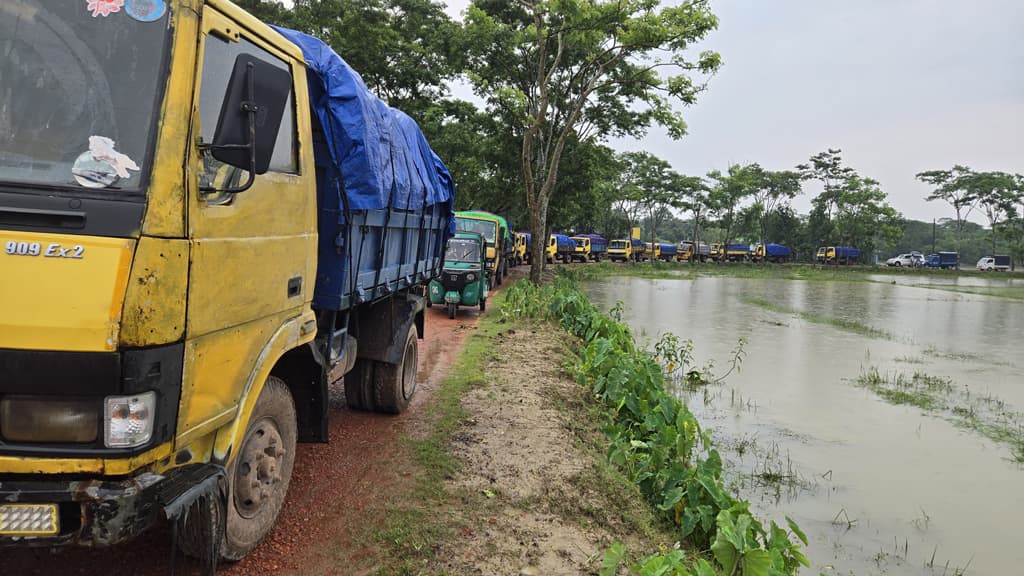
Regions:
[[513, 232, 528, 266], [607, 239, 633, 262], [0, 0, 454, 565]]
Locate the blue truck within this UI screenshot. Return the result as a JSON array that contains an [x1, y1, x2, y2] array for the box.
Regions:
[[657, 243, 678, 261], [816, 246, 861, 264], [753, 243, 792, 263], [570, 233, 608, 262], [925, 252, 959, 269], [547, 233, 577, 263]]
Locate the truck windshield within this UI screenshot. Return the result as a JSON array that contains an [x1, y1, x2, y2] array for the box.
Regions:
[[445, 239, 481, 264], [0, 1, 169, 193], [455, 218, 496, 243]]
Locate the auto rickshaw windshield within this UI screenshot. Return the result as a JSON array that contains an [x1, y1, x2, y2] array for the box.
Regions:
[[445, 238, 482, 264]]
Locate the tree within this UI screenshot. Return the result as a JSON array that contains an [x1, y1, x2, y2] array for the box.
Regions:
[[798, 149, 856, 222], [286, 0, 460, 114], [832, 176, 903, 258], [463, 0, 721, 282], [963, 171, 1019, 256], [748, 165, 802, 252], [915, 165, 979, 260], [706, 164, 758, 249], [620, 152, 685, 248]]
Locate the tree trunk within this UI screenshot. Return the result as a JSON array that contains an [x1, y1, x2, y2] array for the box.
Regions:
[[528, 198, 548, 284]]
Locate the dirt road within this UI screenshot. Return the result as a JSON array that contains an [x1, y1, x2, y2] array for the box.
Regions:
[[2, 280, 504, 576]]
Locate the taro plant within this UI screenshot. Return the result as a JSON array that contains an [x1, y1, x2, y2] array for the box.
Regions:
[[502, 276, 808, 575]]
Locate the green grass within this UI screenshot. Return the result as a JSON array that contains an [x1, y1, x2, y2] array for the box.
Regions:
[[856, 367, 1024, 463], [855, 368, 952, 410], [742, 297, 894, 339]]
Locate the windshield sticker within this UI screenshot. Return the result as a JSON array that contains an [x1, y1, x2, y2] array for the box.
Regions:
[[71, 136, 139, 188], [125, 0, 167, 22], [86, 0, 125, 18]]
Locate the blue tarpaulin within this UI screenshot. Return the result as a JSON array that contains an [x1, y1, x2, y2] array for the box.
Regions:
[[272, 26, 454, 222]]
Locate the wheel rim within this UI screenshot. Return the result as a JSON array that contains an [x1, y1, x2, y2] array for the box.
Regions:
[[401, 336, 418, 400], [233, 417, 286, 519]]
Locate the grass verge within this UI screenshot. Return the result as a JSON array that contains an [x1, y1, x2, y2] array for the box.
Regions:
[[373, 296, 507, 574], [742, 297, 893, 340]]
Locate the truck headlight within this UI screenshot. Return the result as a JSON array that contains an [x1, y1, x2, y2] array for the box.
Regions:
[[0, 396, 98, 443], [104, 392, 156, 448]]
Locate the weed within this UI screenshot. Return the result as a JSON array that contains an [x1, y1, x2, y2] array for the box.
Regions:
[[856, 367, 1024, 463]]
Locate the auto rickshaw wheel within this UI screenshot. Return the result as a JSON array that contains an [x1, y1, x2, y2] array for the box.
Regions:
[[479, 296, 486, 312], [448, 302, 457, 319], [373, 326, 418, 414]]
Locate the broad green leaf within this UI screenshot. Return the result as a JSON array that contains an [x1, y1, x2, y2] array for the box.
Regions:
[[657, 486, 684, 511], [599, 542, 626, 576], [741, 549, 772, 576]]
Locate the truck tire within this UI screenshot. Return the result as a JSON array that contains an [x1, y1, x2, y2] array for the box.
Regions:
[[222, 377, 297, 561], [344, 358, 375, 411], [373, 326, 418, 414]]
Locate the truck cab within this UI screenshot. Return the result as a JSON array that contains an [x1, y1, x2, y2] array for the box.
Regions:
[[513, 232, 528, 266], [607, 239, 632, 262], [0, 0, 451, 562], [570, 236, 591, 262]]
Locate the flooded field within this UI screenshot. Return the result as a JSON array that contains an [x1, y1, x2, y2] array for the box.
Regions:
[[586, 274, 1024, 576]]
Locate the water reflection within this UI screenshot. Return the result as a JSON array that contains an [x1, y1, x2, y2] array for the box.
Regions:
[[587, 276, 1023, 576]]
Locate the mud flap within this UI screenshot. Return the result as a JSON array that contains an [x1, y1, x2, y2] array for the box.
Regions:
[[158, 464, 227, 576]]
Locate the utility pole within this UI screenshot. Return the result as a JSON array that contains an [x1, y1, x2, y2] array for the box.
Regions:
[[932, 218, 936, 254]]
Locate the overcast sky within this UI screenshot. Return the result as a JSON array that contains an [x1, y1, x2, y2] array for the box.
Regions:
[[439, 0, 1023, 223]]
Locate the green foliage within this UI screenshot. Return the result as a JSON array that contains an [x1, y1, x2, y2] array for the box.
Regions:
[[502, 276, 806, 575], [464, 0, 721, 282]]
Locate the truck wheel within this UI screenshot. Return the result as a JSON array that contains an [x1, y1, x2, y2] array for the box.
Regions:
[[222, 377, 297, 561], [448, 302, 457, 319], [373, 326, 418, 414], [344, 358, 375, 411]]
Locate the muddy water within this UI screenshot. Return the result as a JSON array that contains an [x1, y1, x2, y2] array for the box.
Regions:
[[587, 275, 1024, 576]]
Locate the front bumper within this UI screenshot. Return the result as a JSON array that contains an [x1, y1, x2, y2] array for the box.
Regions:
[[0, 463, 224, 547]]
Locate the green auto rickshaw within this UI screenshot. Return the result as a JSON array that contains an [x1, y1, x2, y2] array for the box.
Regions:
[[428, 232, 488, 318]]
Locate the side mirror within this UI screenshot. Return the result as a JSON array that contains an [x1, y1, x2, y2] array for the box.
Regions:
[[202, 54, 291, 193]]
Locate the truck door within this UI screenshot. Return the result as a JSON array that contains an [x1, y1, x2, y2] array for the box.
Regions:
[[180, 8, 316, 445]]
